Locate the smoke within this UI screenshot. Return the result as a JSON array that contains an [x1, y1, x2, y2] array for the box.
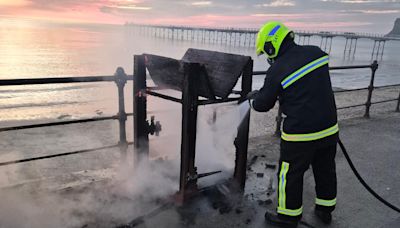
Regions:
[[116, 159, 180, 202], [0, 99, 249, 227], [195, 102, 249, 186]]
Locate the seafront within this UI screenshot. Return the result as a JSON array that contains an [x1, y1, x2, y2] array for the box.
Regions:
[[0, 85, 399, 227], [1, 1, 400, 227]]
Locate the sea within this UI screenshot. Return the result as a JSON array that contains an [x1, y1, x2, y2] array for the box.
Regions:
[[0, 23, 399, 125]]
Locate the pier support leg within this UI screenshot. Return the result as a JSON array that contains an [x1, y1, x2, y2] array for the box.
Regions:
[[353, 38, 358, 57], [396, 90, 400, 112], [320, 36, 324, 49], [375, 41, 381, 60], [371, 40, 377, 61], [380, 41, 386, 60], [348, 38, 354, 58]]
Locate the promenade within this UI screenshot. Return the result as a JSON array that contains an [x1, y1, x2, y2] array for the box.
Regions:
[[133, 112, 400, 228]]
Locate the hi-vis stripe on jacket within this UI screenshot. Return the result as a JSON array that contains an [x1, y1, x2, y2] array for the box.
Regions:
[[281, 123, 339, 142], [252, 42, 338, 143], [281, 55, 329, 89]]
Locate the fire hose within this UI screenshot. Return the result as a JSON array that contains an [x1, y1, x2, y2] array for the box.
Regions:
[[297, 139, 400, 228], [338, 139, 400, 213]]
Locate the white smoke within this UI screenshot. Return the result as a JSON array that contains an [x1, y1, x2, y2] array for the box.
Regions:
[[0, 100, 249, 227]]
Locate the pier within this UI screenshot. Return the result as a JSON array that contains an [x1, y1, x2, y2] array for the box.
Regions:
[[127, 24, 400, 59]]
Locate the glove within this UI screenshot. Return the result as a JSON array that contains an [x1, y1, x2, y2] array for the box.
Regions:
[[246, 90, 259, 100]]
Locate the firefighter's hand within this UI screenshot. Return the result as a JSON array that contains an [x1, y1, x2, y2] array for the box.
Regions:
[[246, 90, 259, 100]]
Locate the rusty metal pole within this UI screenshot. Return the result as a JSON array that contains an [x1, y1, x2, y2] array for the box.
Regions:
[[115, 67, 128, 161], [177, 62, 200, 204], [233, 59, 253, 192], [364, 61, 379, 118], [133, 55, 149, 167]]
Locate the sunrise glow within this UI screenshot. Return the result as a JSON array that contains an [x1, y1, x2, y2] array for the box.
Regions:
[[0, 0, 399, 32]]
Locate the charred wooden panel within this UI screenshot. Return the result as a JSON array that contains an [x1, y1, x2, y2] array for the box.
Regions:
[[145, 54, 215, 99], [145, 49, 251, 99], [182, 48, 251, 99], [144, 54, 183, 92]]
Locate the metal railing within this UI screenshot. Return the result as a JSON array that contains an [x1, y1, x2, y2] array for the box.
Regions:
[[0, 67, 134, 167], [0, 61, 399, 168], [253, 60, 400, 135]]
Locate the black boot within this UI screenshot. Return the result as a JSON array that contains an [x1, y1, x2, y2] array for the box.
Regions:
[[314, 209, 332, 224], [265, 211, 298, 228]]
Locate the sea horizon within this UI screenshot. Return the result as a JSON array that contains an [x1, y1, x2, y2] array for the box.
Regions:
[[0, 22, 399, 124]]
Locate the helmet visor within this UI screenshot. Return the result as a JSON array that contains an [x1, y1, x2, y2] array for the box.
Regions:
[[264, 41, 276, 57]]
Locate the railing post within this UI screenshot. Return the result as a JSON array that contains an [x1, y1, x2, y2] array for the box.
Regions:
[[396, 90, 400, 112], [115, 67, 128, 161], [364, 60, 379, 118], [274, 103, 283, 137]]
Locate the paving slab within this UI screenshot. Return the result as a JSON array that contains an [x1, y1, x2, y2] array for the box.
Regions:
[[129, 112, 400, 228]]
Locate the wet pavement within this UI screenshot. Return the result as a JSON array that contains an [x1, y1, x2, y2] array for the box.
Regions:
[[1, 111, 399, 228], [129, 112, 400, 228]]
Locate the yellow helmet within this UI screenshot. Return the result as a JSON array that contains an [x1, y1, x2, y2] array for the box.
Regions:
[[256, 21, 293, 59]]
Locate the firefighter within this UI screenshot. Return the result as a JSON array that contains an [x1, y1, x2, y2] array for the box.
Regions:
[[248, 21, 339, 227]]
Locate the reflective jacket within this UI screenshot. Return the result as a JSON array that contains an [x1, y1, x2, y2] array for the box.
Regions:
[[252, 41, 338, 142]]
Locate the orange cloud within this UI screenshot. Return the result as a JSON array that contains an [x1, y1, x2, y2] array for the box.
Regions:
[[146, 13, 316, 29], [0, 0, 30, 7], [0, 0, 127, 24], [0, 0, 390, 32]]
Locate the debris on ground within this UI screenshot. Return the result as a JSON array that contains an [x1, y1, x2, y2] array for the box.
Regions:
[[258, 199, 273, 206], [265, 163, 277, 169], [247, 155, 259, 171]]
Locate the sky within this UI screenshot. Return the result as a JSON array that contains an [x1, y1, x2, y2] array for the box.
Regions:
[[0, 0, 399, 33]]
